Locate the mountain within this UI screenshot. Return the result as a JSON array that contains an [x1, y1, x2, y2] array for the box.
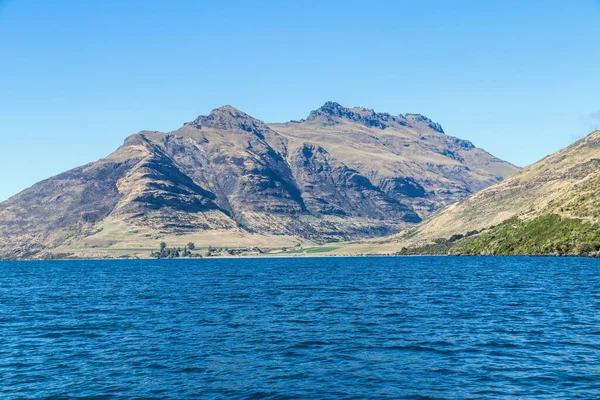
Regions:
[[393, 128, 600, 256], [269, 102, 517, 218], [0, 102, 518, 259]]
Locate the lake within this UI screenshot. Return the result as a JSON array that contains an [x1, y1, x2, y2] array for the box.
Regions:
[[1, 256, 600, 398]]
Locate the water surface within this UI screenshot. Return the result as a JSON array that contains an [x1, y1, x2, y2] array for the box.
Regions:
[[2, 256, 600, 398]]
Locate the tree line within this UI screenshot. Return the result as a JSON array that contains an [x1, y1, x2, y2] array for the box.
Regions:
[[151, 242, 201, 259]]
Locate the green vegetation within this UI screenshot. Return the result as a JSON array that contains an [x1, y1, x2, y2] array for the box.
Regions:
[[398, 215, 600, 257], [283, 246, 339, 254], [305, 246, 338, 254], [151, 242, 201, 259], [153, 244, 263, 257], [398, 229, 481, 255], [455, 214, 600, 256], [40, 252, 76, 260], [398, 239, 455, 255]]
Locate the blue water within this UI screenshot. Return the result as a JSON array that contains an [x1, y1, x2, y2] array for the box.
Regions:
[[2, 257, 600, 398]]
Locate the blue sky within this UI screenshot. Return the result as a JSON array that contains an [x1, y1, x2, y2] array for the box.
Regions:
[[1, 0, 599, 201]]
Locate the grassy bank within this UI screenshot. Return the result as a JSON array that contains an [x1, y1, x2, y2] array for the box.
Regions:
[[454, 215, 600, 256], [401, 214, 600, 257]]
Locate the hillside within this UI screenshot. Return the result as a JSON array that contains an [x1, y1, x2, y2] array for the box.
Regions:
[[391, 128, 600, 256], [0, 102, 518, 259]]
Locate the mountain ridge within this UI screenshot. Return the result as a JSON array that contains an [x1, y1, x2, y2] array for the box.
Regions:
[[298, 101, 446, 134], [0, 102, 519, 259]]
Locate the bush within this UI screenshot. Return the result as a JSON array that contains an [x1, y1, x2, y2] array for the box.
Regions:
[[449, 233, 464, 242], [455, 215, 600, 256]]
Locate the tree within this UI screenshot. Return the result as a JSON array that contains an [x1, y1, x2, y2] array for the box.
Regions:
[[187, 242, 195, 250], [158, 242, 167, 258], [449, 234, 464, 242]]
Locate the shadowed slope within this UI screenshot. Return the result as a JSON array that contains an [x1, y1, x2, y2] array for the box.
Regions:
[[0, 103, 518, 258]]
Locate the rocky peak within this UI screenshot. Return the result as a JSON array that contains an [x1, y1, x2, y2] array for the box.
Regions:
[[307, 102, 390, 126], [404, 113, 444, 133], [306, 102, 399, 129], [307, 101, 350, 120], [186, 105, 268, 135], [306, 101, 445, 133]]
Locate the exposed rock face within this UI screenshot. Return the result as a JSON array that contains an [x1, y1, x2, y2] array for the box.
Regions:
[[270, 102, 518, 217], [0, 103, 519, 257], [288, 143, 419, 222]]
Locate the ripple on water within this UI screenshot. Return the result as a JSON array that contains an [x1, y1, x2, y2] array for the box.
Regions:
[[1, 256, 600, 398]]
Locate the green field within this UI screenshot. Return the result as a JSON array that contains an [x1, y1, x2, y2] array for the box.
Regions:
[[282, 246, 339, 255]]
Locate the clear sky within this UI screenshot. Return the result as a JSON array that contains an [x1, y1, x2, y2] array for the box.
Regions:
[[1, 0, 599, 202]]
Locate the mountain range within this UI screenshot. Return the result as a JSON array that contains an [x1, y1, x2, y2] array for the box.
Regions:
[[0, 102, 518, 258]]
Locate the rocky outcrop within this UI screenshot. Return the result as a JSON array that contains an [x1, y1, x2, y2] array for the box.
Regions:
[[0, 102, 519, 256], [289, 143, 420, 222], [270, 102, 518, 219]]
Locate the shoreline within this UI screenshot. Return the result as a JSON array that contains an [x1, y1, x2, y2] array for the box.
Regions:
[[1, 253, 595, 262]]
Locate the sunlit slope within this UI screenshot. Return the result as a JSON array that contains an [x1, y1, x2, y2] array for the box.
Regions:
[[0, 103, 518, 258], [389, 129, 600, 255]]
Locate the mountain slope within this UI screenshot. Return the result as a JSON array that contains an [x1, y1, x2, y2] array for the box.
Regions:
[[269, 102, 517, 217], [0, 103, 518, 258], [393, 128, 600, 256]]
